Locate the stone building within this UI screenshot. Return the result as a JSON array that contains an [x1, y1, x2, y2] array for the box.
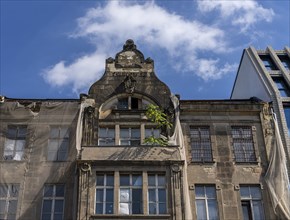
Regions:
[[0, 40, 289, 220]]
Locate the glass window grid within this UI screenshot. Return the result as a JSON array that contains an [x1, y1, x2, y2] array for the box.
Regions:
[[272, 77, 290, 97], [119, 128, 141, 146], [119, 174, 143, 214], [240, 186, 265, 220], [41, 184, 65, 220], [259, 55, 278, 70], [0, 184, 19, 220], [48, 127, 69, 161], [145, 128, 160, 138], [4, 125, 27, 161], [195, 185, 218, 220], [148, 174, 166, 214], [98, 128, 115, 146], [232, 126, 256, 162], [278, 55, 290, 70], [190, 127, 213, 162], [95, 174, 114, 214]]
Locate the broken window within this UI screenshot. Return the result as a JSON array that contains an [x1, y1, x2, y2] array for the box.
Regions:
[[96, 174, 114, 214], [232, 126, 256, 162], [190, 127, 212, 162], [4, 125, 27, 161], [240, 186, 265, 220], [148, 174, 166, 214], [195, 185, 218, 220], [0, 184, 19, 220], [119, 174, 143, 214], [47, 126, 69, 161], [41, 184, 65, 220]]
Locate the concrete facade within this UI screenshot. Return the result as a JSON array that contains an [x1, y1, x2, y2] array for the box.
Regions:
[[0, 40, 282, 219], [231, 46, 290, 177]]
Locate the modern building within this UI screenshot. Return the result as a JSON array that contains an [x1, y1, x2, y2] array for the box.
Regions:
[[0, 40, 288, 220], [231, 46, 290, 177]]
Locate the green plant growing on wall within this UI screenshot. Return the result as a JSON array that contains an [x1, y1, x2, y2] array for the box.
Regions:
[[144, 104, 173, 146]]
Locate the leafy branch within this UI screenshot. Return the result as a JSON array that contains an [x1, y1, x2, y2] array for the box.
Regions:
[[144, 104, 172, 146]]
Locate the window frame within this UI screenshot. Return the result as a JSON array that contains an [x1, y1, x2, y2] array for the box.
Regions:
[[119, 173, 143, 214], [0, 184, 19, 220], [47, 126, 69, 161], [190, 126, 213, 162], [240, 185, 265, 220], [41, 184, 65, 220], [278, 55, 290, 70], [231, 126, 256, 163], [95, 173, 114, 214], [272, 77, 290, 97], [4, 125, 27, 161], [148, 173, 167, 214], [98, 127, 115, 146], [259, 55, 278, 71], [194, 185, 219, 220], [119, 127, 141, 146]]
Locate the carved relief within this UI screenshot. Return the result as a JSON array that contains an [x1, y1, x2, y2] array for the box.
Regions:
[[124, 75, 137, 94]]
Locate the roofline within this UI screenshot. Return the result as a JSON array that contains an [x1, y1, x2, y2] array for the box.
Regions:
[[230, 48, 246, 99], [1, 96, 80, 102]]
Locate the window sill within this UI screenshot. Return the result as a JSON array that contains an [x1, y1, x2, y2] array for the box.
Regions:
[[190, 161, 215, 165], [90, 214, 171, 219], [234, 161, 259, 165]]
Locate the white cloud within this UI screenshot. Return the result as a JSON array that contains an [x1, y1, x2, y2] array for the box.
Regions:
[[194, 59, 238, 81], [42, 1, 244, 92], [197, 0, 274, 32], [42, 52, 107, 94]]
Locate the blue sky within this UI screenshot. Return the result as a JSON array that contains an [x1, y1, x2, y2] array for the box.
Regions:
[[1, 0, 289, 100]]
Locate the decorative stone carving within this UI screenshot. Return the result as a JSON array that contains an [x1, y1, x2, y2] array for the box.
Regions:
[[124, 75, 137, 94]]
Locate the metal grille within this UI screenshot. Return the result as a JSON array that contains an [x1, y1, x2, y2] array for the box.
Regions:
[[232, 126, 256, 162], [190, 127, 212, 162]]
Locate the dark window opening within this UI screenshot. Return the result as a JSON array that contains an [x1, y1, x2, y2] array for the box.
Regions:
[[259, 55, 278, 70], [278, 55, 290, 70], [131, 97, 139, 109], [242, 201, 252, 220]]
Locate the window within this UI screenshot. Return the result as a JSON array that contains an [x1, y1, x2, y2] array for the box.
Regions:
[[117, 97, 140, 110], [195, 185, 218, 220], [273, 77, 290, 97], [4, 125, 27, 161], [0, 184, 19, 220], [96, 174, 114, 214], [98, 128, 115, 146], [144, 127, 161, 145], [190, 127, 212, 162], [240, 186, 265, 220], [119, 174, 143, 214], [48, 127, 69, 161], [259, 55, 278, 70], [278, 55, 290, 70], [120, 128, 140, 146], [283, 106, 290, 137], [232, 126, 256, 162], [41, 184, 65, 220], [148, 174, 166, 214]]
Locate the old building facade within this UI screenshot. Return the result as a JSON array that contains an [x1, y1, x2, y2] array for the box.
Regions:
[[0, 40, 288, 219]]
